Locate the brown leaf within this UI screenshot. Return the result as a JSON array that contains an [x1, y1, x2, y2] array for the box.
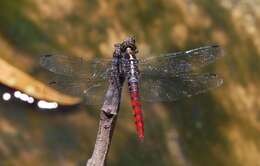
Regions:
[[0, 58, 81, 105]]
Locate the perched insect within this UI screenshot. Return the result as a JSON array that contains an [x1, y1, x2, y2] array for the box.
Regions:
[[40, 37, 224, 140]]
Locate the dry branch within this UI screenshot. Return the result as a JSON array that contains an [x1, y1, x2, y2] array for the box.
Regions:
[[86, 67, 124, 166]]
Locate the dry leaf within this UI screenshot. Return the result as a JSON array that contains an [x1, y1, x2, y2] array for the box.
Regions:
[[0, 58, 81, 105]]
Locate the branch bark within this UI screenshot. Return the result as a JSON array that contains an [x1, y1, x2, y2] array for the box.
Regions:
[[86, 74, 124, 166], [86, 38, 135, 166]]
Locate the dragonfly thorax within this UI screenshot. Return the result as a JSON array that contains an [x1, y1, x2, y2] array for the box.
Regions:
[[121, 47, 139, 84]]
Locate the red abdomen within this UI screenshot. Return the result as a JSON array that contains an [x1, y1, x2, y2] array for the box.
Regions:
[[129, 82, 144, 140]]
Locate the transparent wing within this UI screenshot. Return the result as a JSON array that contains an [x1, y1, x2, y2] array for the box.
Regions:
[[40, 54, 112, 78], [139, 45, 223, 75], [140, 72, 223, 102], [40, 54, 112, 105], [47, 74, 109, 105]]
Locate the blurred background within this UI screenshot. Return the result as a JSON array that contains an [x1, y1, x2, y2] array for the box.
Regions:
[[0, 0, 260, 165]]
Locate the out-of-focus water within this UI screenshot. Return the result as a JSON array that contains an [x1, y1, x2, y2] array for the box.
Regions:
[[0, 0, 260, 165]]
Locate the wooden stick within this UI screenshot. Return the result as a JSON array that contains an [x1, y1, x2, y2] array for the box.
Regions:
[[86, 38, 137, 165], [86, 62, 124, 166]]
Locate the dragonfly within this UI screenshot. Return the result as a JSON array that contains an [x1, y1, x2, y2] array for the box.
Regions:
[[40, 37, 224, 140]]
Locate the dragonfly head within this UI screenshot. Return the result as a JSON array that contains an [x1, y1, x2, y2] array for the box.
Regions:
[[120, 36, 138, 60], [121, 37, 137, 52]]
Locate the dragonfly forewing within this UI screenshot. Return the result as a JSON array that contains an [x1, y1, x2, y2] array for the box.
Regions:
[[139, 45, 224, 76], [40, 54, 112, 78]]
